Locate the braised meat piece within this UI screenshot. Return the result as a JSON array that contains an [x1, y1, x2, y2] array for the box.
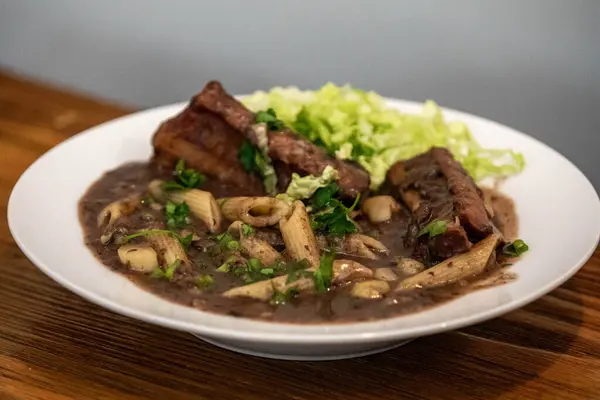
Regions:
[[191, 81, 370, 198], [429, 148, 493, 237], [152, 102, 264, 194], [383, 147, 494, 263]]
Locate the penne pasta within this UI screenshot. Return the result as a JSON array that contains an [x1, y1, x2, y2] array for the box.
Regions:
[[147, 232, 190, 267], [344, 234, 389, 259], [396, 234, 501, 291], [361, 196, 401, 224], [279, 201, 320, 268], [227, 221, 281, 266], [220, 197, 290, 227], [223, 259, 373, 300], [226, 220, 282, 265], [97, 196, 140, 228], [351, 280, 391, 299], [169, 189, 222, 233], [373, 267, 398, 281], [396, 257, 426, 277], [240, 235, 281, 266], [117, 245, 159, 272]]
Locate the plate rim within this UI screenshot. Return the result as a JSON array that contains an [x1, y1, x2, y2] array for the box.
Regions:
[[8, 97, 600, 344]]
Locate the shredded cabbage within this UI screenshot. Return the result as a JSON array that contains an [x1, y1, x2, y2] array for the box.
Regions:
[[277, 166, 339, 203], [243, 84, 525, 189]]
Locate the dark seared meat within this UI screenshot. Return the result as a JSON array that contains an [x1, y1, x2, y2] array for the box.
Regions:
[[152, 103, 264, 194], [384, 147, 493, 263], [267, 132, 370, 198], [429, 148, 493, 239], [191, 81, 255, 133], [191, 81, 370, 199], [273, 160, 293, 193], [428, 225, 471, 259]]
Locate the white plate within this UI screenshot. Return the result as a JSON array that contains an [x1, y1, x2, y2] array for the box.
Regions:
[[8, 99, 600, 360]]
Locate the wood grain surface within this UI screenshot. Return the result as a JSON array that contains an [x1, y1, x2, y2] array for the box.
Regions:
[[1, 70, 599, 400]]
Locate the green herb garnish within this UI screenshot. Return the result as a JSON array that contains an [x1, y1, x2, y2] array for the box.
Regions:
[[282, 259, 313, 283], [310, 182, 340, 210], [151, 259, 181, 281], [217, 255, 241, 272], [418, 220, 448, 238], [163, 159, 206, 191], [239, 258, 269, 283], [270, 287, 299, 306], [502, 239, 529, 257], [239, 140, 259, 173], [241, 223, 255, 237], [197, 274, 214, 288], [256, 108, 285, 131], [313, 250, 335, 292], [238, 140, 277, 194], [227, 240, 241, 251], [310, 194, 360, 236], [165, 200, 189, 229], [123, 229, 193, 249], [215, 232, 240, 251]]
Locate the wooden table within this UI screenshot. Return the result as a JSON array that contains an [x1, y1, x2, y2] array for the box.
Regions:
[[1, 70, 599, 400]]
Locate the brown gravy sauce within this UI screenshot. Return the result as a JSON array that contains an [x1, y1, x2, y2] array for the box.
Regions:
[[79, 163, 519, 324]]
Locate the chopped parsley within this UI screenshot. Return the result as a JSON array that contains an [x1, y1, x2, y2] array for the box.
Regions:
[[255, 108, 285, 131], [165, 200, 189, 229], [218, 257, 312, 285], [270, 287, 299, 306], [215, 231, 240, 251], [239, 140, 259, 173], [163, 159, 206, 191], [310, 183, 340, 210], [123, 229, 193, 249], [310, 193, 360, 236], [217, 257, 271, 284], [502, 239, 529, 257], [313, 250, 335, 292], [418, 220, 448, 238], [216, 255, 242, 272], [238, 140, 260, 172], [284, 259, 313, 284], [241, 223, 255, 237], [238, 140, 277, 194], [240, 258, 271, 284], [196, 274, 214, 288], [151, 259, 181, 281]]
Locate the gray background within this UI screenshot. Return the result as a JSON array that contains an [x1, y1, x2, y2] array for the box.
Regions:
[[1, 0, 598, 188]]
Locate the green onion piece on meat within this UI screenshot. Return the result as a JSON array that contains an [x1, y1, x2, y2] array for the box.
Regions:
[[418, 220, 448, 238]]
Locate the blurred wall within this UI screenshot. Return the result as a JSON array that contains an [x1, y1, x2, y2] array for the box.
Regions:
[[1, 0, 599, 188]]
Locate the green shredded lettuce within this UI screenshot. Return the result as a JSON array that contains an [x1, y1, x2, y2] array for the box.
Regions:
[[277, 166, 339, 203], [243, 83, 525, 189]]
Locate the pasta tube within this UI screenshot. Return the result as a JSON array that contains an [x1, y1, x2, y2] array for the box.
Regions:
[[117, 245, 159, 272], [223, 259, 373, 300], [279, 201, 319, 268], [396, 234, 501, 291], [169, 189, 222, 233], [344, 234, 389, 259], [147, 232, 189, 267], [221, 197, 290, 227]]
